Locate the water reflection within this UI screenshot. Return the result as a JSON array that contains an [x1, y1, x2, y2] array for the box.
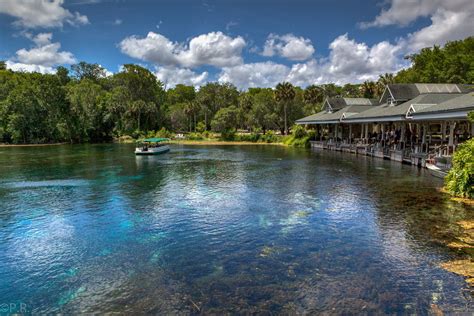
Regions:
[[0, 144, 472, 314]]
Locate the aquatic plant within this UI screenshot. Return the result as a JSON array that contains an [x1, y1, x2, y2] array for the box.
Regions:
[[445, 138, 474, 199]]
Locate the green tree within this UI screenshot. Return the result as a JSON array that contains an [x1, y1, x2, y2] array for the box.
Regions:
[[196, 82, 239, 130], [249, 88, 277, 133], [360, 81, 377, 98], [377, 73, 394, 96], [395, 37, 474, 84], [303, 85, 324, 114], [71, 62, 107, 81], [66, 79, 107, 142], [274, 82, 296, 135], [211, 105, 239, 139], [56, 66, 71, 85]]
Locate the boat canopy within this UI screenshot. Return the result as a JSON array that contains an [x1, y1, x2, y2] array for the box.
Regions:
[[140, 137, 170, 143]]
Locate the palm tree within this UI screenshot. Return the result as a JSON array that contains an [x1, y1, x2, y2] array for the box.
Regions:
[[359, 81, 377, 99], [303, 85, 324, 114], [377, 73, 395, 96], [274, 82, 296, 135]]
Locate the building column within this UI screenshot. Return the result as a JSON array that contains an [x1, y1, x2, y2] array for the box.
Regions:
[[400, 122, 405, 149], [364, 123, 369, 143], [349, 125, 352, 144], [441, 122, 446, 144], [422, 124, 427, 144], [449, 121, 455, 147], [416, 124, 421, 143]]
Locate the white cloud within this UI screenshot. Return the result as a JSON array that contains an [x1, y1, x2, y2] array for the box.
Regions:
[[0, 0, 89, 28], [326, 34, 403, 81], [404, 8, 474, 52], [218, 62, 290, 89], [360, 0, 474, 28], [113, 19, 122, 26], [218, 34, 406, 89], [287, 59, 323, 87], [360, 0, 474, 52], [120, 31, 246, 68], [6, 33, 76, 74], [262, 33, 315, 61], [5, 61, 55, 74], [155, 67, 208, 88]]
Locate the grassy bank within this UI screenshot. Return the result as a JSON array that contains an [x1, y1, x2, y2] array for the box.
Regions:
[[169, 140, 287, 146]]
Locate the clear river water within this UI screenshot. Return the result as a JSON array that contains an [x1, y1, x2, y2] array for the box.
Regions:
[[0, 144, 473, 314]]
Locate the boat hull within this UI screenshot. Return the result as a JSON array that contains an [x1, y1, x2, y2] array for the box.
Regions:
[[426, 163, 448, 179], [135, 145, 170, 155]]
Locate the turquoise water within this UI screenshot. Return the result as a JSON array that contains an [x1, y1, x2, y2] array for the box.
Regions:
[[0, 144, 472, 314]]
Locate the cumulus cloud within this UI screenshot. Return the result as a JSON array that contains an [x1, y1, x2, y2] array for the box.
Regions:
[[0, 0, 89, 28], [360, 0, 474, 28], [120, 31, 246, 68], [155, 67, 209, 88], [262, 33, 315, 61], [6, 33, 76, 74], [326, 34, 403, 80], [5, 61, 56, 74], [218, 33, 410, 89], [404, 8, 474, 51], [218, 62, 290, 88], [360, 0, 474, 52]]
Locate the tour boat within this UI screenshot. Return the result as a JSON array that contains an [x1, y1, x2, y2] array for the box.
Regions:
[[135, 138, 170, 155], [426, 162, 448, 179]]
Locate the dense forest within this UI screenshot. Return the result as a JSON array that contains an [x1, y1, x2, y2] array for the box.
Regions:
[[0, 37, 472, 144]]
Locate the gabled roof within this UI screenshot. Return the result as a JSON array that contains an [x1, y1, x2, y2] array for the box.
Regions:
[[379, 83, 472, 104], [296, 111, 329, 124], [411, 93, 474, 120], [346, 93, 461, 123], [385, 84, 420, 101], [297, 105, 374, 124], [325, 97, 379, 111]]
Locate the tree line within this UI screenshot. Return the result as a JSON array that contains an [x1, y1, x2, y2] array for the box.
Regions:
[[0, 36, 472, 144]]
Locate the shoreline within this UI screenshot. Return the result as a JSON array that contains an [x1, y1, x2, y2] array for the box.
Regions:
[[0, 142, 69, 147], [169, 140, 286, 146]]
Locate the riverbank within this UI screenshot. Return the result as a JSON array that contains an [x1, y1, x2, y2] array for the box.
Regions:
[[0, 142, 69, 147], [169, 140, 287, 146]]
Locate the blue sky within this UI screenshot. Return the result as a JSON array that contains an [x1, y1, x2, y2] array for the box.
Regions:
[[1, 0, 473, 89]]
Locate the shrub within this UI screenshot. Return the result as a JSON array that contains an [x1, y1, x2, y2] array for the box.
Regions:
[[186, 132, 204, 140], [445, 138, 474, 198], [235, 133, 261, 142], [283, 126, 315, 148], [220, 129, 236, 141], [196, 122, 206, 133], [291, 124, 307, 139], [155, 127, 173, 139], [261, 131, 279, 143]]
